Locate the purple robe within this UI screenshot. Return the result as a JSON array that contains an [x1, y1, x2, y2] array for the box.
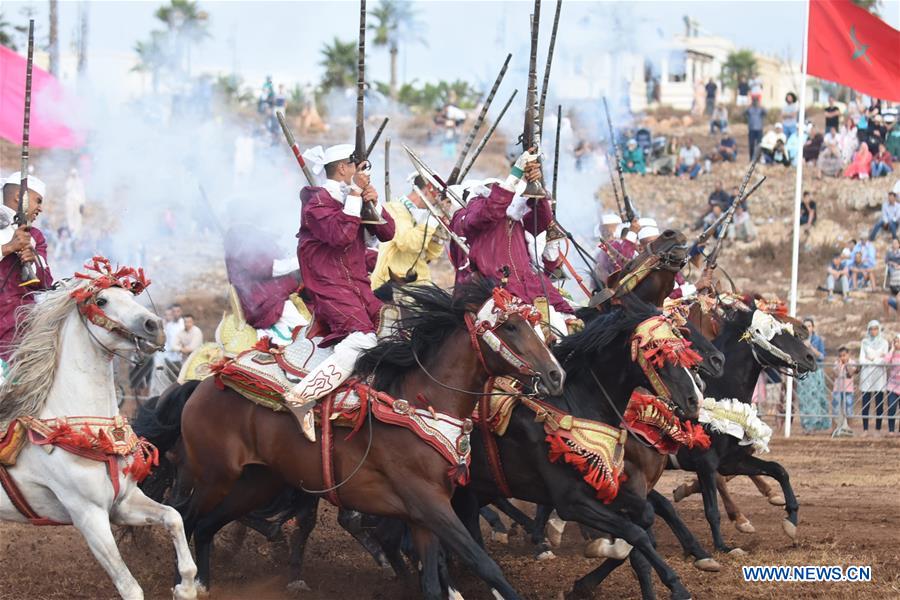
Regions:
[[0, 227, 53, 360], [297, 186, 395, 346], [225, 226, 301, 329], [452, 184, 572, 314]]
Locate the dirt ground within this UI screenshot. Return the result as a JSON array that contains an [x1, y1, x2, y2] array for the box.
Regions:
[[1, 437, 899, 599]]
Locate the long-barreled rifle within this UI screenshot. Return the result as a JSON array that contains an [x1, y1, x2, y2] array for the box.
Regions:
[[545, 104, 566, 242], [353, 0, 386, 225], [537, 0, 561, 131], [446, 53, 512, 187], [521, 6, 547, 199], [605, 149, 625, 221], [603, 97, 635, 222], [276, 111, 315, 185], [16, 20, 39, 287], [458, 89, 518, 182], [694, 175, 766, 249], [706, 154, 761, 268], [365, 117, 389, 159]]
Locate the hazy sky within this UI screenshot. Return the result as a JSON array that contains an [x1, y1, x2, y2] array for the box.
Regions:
[[7, 0, 897, 94]]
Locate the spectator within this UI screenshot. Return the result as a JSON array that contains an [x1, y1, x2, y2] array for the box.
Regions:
[[886, 114, 900, 159], [832, 346, 856, 426], [859, 320, 889, 435], [844, 143, 873, 179], [882, 238, 900, 316], [749, 76, 763, 103], [759, 123, 787, 164], [745, 97, 767, 160], [887, 333, 900, 434], [782, 92, 799, 138], [871, 143, 894, 178], [869, 192, 899, 241], [621, 138, 646, 174], [702, 204, 724, 234], [798, 317, 829, 432], [709, 104, 728, 133], [800, 191, 817, 228], [704, 78, 717, 116], [838, 116, 860, 163], [708, 181, 733, 209], [824, 96, 841, 133], [869, 114, 888, 149], [163, 306, 184, 363], [676, 137, 702, 179], [816, 132, 844, 178], [713, 134, 738, 163], [174, 314, 203, 359], [650, 136, 678, 175], [803, 123, 824, 163], [849, 251, 876, 290], [736, 76, 750, 106], [826, 251, 850, 302], [729, 204, 756, 242]]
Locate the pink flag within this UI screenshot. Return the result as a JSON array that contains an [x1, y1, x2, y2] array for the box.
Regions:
[[0, 45, 82, 149]]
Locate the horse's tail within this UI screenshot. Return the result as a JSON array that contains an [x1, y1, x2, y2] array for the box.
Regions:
[[132, 380, 200, 454]]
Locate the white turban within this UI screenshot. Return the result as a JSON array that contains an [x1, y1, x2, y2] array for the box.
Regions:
[[3, 172, 46, 197]]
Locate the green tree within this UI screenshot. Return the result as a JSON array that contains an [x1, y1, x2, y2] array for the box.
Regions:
[[319, 37, 357, 92], [131, 31, 167, 93], [0, 12, 16, 50], [153, 0, 210, 76], [368, 0, 427, 100], [721, 50, 757, 102]]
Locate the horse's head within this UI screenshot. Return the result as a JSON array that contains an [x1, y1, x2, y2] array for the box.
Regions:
[[628, 312, 707, 420], [720, 295, 817, 375], [71, 257, 164, 355], [469, 288, 565, 396], [647, 229, 689, 272]]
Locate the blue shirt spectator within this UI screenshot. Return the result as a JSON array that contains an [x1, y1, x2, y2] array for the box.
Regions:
[[852, 239, 877, 268], [869, 192, 900, 241]]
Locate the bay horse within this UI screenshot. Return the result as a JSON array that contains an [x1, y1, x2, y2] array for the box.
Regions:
[[0, 260, 198, 600], [455, 297, 720, 600], [176, 280, 564, 599]]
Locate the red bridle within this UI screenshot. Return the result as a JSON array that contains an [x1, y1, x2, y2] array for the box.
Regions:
[[70, 256, 153, 344], [464, 288, 543, 377]]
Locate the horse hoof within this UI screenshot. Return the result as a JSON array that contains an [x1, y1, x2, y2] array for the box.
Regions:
[[610, 538, 633, 559], [172, 583, 199, 600], [673, 483, 691, 503], [768, 493, 786, 506], [728, 547, 747, 556], [491, 530, 509, 545], [583, 538, 607, 558], [286, 579, 311, 594], [448, 587, 465, 600], [782, 519, 797, 541], [693, 558, 721, 572], [195, 584, 209, 599], [734, 517, 756, 534], [546, 518, 566, 547], [536, 549, 557, 561]]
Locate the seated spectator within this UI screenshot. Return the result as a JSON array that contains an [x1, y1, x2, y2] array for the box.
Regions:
[[651, 136, 678, 175], [713, 134, 737, 163], [702, 204, 724, 233], [709, 104, 729, 134], [621, 138, 646, 174], [871, 143, 894, 178], [869, 191, 899, 241], [844, 143, 873, 179], [759, 123, 787, 164], [708, 180, 733, 209], [769, 139, 791, 167], [886, 114, 900, 159], [729, 204, 756, 242], [676, 137, 702, 179], [174, 314, 204, 359], [849, 249, 877, 290], [838, 116, 860, 163], [817, 133, 844, 178], [826, 252, 850, 302], [803, 123, 824, 163], [785, 130, 801, 165], [867, 115, 887, 153], [854, 237, 877, 266], [800, 191, 817, 229]]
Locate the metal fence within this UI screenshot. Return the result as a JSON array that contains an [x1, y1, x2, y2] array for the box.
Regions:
[[754, 361, 900, 436]]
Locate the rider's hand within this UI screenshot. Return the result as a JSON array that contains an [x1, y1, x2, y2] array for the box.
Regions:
[[18, 246, 36, 264], [4, 229, 31, 255], [523, 160, 543, 183], [361, 185, 378, 204], [352, 170, 371, 190]]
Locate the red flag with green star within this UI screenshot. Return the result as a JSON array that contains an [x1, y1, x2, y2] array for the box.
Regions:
[[807, 0, 900, 101]]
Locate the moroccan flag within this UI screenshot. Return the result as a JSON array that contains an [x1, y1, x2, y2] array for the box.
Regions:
[[0, 45, 81, 149], [807, 0, 900, 101]]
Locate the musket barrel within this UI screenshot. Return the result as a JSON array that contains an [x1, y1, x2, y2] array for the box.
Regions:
[[365, 117, 389, 158], [538, 0, 562, 131], [459, 89, 518, 182], [276, 111, 315, 185], [355, 0, 367, 161], [447, 53, 512, 186], [17, 20, 38, 287], [551, 104, 561, 214], [603, 96, 634, 222]]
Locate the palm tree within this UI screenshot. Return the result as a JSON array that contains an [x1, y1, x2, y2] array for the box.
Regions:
[[319, 37, 357, 92], [0, 12, 16, 50], [154, 0, 210, 76], [721, 50, 757, 104], [368, 0, 426, 100], [131, 31, 167, 93]]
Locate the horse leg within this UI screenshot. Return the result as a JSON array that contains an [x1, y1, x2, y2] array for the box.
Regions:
[[647, 490, 720, 572], [452, 487, 486, 547], [696, 460, 740, 554], [111, 487, 199, 600], [715, 474, 755, 533], [285, 494, 320, 592], [374, 518, 413, 578], [410, 525, 443, 600], [628, 548, 657, 600], [337, 509, 393, 575], [70, 505, 144, 600], [480, 506, 509, 543], [534, 504, 561, 555], [750, 474, 785, 505], [725, 456, 799, 542]]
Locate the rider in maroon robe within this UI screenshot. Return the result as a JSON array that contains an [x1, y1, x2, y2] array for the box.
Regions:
[[285, 144, 395, 441], [451, 151, 575, 334], [0, 174, 53, 362]]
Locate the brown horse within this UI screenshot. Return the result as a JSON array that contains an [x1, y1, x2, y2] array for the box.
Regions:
[[177, 280, 564, 599], [598, 229, 690, 309]]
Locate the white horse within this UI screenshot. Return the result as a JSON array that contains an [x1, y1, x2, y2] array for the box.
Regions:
[[0, 270, 197, 600]]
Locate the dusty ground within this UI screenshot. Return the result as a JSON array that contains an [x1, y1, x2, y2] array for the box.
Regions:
[[1, 437, 898, 599]]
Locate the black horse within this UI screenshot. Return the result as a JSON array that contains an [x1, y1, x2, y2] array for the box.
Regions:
[[454, 296, 724, 600]]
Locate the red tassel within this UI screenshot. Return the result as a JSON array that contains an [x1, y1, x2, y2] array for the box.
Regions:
[[447, 463, 470, 486], [546, 434, 623, 503]]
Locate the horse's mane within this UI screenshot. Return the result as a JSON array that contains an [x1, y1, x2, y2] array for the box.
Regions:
[[356, 278, 495, 390], [0, 280, 83, 424], [560, 296, 659, 370]]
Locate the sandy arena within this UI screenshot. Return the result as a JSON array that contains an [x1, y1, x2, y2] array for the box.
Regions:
[[1, 437, 898, 599]]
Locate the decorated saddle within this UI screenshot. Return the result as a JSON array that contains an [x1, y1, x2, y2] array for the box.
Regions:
[[622, 389, 711, 454]]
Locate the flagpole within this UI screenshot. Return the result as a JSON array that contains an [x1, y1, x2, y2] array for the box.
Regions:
[[784, 0, 811, 439]]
